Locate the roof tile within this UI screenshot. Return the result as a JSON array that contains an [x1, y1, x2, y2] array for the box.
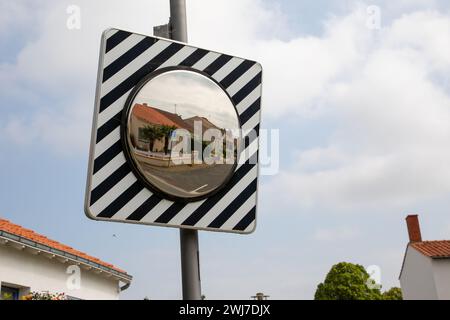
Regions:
[[0, 218, 128, 274], [411, 240, 450, 258]]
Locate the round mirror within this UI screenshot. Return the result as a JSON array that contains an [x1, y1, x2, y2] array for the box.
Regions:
[[124, 69, 241, 202]]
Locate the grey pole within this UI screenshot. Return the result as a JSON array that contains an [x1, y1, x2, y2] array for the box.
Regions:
[[180, 228, 201, 300], [168, 0, 202, 300], [170, 0, 188, 42]]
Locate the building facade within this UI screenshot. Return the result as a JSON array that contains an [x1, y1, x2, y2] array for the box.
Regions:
[[0, 219, 132, 300], [400, 215, 450, 300]]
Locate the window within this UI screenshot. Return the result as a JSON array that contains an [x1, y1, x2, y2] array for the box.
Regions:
[[1, 286, 20, 300]]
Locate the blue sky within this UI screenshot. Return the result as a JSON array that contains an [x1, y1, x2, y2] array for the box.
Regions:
[[1, 0, 450, 299]]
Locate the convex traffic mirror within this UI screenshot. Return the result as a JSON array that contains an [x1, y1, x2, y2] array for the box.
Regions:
[[123, 69, 241, 202], [86, 29, 262, 233]]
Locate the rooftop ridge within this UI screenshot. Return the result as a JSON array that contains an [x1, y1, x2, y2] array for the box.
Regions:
[[0, 218, 129, 275]]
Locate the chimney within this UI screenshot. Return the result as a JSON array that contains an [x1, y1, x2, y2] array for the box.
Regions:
[[406, 215, 422, 243]]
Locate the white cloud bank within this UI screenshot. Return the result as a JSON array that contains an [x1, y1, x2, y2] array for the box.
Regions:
[[0, 0, 170, 155], [263, 8, 450, 211]]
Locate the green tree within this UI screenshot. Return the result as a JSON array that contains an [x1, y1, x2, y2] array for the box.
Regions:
[[141, 125, 164, 151], [1, 292, 13, 300], [314, 262, 383, 300], [159, 125, 177, 154], [382, 287, 403, 300]]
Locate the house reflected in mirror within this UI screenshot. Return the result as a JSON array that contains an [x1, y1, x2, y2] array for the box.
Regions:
[[126, 69, 241, 201]]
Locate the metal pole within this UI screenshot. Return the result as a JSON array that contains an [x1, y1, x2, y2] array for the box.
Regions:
[[170, 0, 188, 42], [180, 228, 201, 300], [169, 0, 201, 300]]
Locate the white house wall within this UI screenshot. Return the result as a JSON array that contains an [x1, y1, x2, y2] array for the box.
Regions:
[[400, 246, 437, 300], [431, 258, 450, 299], [0, 244, 120, 300]]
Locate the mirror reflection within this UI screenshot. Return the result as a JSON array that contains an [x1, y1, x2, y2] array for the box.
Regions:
[[126, 70, 241, 200]]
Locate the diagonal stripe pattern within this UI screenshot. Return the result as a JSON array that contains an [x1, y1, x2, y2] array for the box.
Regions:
[[85, 28, 262, 234]]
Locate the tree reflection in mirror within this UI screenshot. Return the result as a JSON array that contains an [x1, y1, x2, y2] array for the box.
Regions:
[[125, 69, 241, 201]]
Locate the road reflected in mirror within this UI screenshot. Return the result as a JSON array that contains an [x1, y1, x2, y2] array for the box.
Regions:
[[126, 70, 241, 200]]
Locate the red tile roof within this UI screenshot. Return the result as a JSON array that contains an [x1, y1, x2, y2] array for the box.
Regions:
[[0, 218, 128, 275], [411, 241, 450, 258], [132, 104, 195, 132], [132, 104, 180, 128], [184, 116, 222, 133], [153, 107, 194, 133]]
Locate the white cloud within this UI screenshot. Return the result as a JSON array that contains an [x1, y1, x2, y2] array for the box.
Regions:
[[268, 149, 450, 211], [187, 0, 290, 51], [264, 8, 450, 211], [2, 0, 449, 231], [0, 1, 43, 39], [0, 0, 170, 155], [137, 71, 238, 130], [254, 11, 373, 118], [1, 0, 289, 155], [3, 99, 92, 155], [313, 226, 361, 242], [386, 10, 450, 70]]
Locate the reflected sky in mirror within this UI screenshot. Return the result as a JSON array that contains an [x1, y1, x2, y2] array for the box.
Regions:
[[134, 70, 239, 133]]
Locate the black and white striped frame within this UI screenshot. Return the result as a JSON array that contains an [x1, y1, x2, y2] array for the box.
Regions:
[[84, 28, 262, 234]]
